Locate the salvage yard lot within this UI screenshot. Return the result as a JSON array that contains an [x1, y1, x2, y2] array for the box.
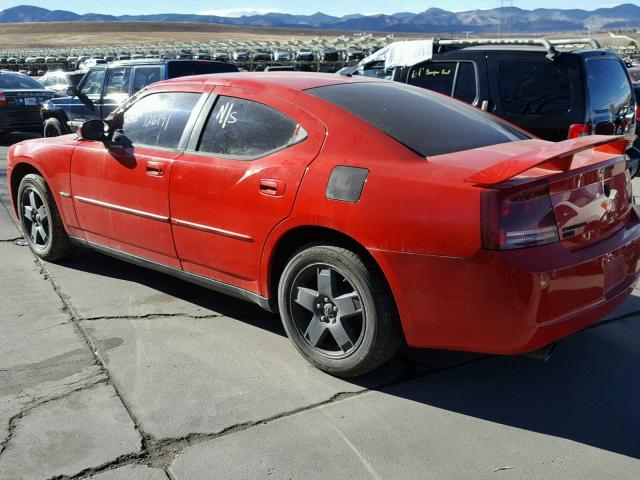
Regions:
[[1, 138, 640, 479]]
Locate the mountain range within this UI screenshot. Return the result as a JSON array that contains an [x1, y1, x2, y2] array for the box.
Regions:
[[1, 4, 640, 33]]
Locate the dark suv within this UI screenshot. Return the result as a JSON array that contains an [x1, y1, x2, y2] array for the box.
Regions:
[[352, 39, 639, 174], [41, 59, 238, 137]]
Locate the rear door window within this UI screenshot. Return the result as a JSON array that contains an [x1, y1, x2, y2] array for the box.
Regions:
[[167, 61, 238, 78], [408, 61, 478, 103], [132, 66, 162, 94], [122, 92, 201, 149], [453, 62, 477, 103], [585, 58, 633, 115], [498, 60, 572, 115], [197, 96, 306, 159], [408, 62, 456, 95], [308, 82, 528, 157]]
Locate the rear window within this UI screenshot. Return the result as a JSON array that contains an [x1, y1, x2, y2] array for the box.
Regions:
[[307, 82, 527, 157], [585, 58, 633, 115], [498, 60, 572, 115], [167, 61, 238, 79], [0, 73, 42, 90]]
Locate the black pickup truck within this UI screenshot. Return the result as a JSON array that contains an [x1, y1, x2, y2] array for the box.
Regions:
[[41, 59, 238, 137]]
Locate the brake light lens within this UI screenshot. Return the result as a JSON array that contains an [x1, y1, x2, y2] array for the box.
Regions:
[[636, 105, 640, 123], [568, 123, 590, 139], [481, 184, 559, 250], [0, 92, 7, 106]]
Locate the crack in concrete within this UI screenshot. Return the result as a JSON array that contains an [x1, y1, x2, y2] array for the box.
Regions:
[[81, 313, 225, 322], [49, 355, 488, 479], [0, 378, 108, 459], [0, 237, 23, 243]]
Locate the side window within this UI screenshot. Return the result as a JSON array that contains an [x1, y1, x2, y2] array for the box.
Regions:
[[498, 60, 572, 115], [453, 62, 477, 104], [132, 67, 162, 94], [408, 62, 456, 95], [122, 92, 201, 149], [197, 96, 306, 158], [585, 58, 633, 115], [80, 69, 106, 96], [104, 68, 131, 99]]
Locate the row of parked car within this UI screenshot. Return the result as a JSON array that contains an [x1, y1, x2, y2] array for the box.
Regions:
[[0, 48, 367, 67], [1, 38, 639, 177]]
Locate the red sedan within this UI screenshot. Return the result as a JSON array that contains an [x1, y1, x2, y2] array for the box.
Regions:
[[7, 73, 640, 377]]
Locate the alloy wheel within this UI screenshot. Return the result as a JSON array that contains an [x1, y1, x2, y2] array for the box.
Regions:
[[21, 187, 50, 249], [289, 263, 365, 358]]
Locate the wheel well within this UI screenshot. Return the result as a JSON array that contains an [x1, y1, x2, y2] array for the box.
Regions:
[[268, 226, 390, 303], [10, 163, 41, 215], [42, 112, 69, 133]]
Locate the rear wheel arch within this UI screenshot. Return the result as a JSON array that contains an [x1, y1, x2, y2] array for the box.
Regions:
[[266, 226, 395, 309]]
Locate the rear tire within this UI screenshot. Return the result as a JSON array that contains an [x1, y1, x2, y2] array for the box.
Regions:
[[43, 118, 64, 137], [17, 174, 73, 261], [278, 244, 403, 377]]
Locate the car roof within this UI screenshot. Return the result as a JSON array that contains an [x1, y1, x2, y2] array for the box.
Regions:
[[107, 59, 229, 67], [159, 72, 379, 92]]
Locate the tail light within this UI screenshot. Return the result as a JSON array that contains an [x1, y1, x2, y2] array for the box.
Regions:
[[636, 105, 640, 123], [481, 184, 559, 250], [0, 92, 7, 106], [568, 123, 590, 139]]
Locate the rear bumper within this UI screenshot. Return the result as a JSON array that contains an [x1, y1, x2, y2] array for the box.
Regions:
[[0, 109, 43, 133], [372, 206, 640, 354]]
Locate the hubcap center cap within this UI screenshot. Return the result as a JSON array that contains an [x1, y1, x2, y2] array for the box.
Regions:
[[316, 298, 338, 322]]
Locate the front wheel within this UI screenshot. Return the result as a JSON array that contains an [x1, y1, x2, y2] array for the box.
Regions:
[[18, 174, 73, 261], [278, 244, 403, 377]]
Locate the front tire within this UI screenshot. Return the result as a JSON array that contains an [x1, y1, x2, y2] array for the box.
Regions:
[[18, 174, 73, 261], [278, 244, 403, 377]]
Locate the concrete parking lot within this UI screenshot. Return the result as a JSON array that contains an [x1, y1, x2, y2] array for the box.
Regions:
[[1, 135, 640, 480]]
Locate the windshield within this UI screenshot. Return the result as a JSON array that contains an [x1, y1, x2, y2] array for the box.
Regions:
[[0, 73, 43, 90], [307, 81, 528, 157]]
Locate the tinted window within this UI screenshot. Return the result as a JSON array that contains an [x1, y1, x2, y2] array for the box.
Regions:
[[167, 61, 238, 78], [408, 62, 456, 95], [585, 58, 633, 115], [104, 68, 131, 97], [80, 69, 106, 96], [454, 62, 477, 103], [198, 96, 305, 158], [0, 73, 43, 89], [498, 60, 572, 115], [308, 82, 528, 157], [132, 67, 162, 93], [122, 92, 200, 149]]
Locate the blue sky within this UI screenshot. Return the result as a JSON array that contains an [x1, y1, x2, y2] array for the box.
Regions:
[[0, 1, 634, 17]]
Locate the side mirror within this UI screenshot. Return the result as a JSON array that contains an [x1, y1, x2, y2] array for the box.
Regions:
[[78, 120, 106, 141], [65, 86, 79, 97]]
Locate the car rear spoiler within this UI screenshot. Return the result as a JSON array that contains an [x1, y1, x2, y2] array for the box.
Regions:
[[464, 135, 632, 187]]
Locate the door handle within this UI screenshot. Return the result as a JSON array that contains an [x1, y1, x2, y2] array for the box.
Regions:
[[146, 161, 166, 177], [259, 179, 286, 196]]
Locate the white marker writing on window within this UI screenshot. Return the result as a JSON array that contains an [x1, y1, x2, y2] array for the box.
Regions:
[[215, 102, 238, 129]]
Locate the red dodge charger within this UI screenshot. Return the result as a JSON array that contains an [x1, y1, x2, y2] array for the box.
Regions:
[[7, 73, 640, 376]]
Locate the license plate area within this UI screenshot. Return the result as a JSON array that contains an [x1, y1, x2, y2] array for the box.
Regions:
[[603, 252, 626, 294]]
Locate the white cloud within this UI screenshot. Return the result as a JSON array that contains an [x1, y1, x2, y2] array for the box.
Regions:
[[198, 7, 283, 18]]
